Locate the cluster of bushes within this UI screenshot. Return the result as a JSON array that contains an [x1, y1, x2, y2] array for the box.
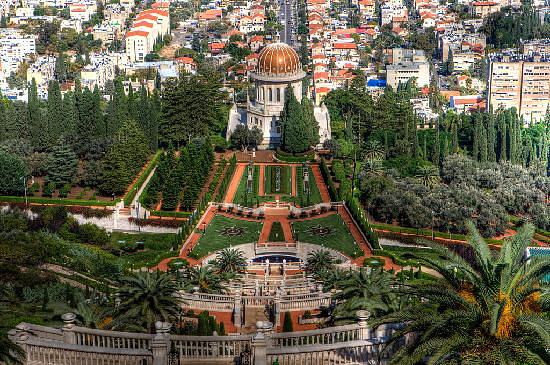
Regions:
[[141, 139, 214, 212], [362, 155, 549, 236], [214, 154, 237, 202], [275, 148, 315, 162], [177, 310, 226, 336]]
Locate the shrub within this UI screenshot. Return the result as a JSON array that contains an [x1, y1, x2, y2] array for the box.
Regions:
[[77, 223, 110, 246], [42, 182, 55, 197], [283, 312, 293, 332], [303, 310, 312, 319], [59, 184, 71, 198]]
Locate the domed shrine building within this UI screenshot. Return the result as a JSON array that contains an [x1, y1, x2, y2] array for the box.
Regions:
[[227, 42, 331, 149]]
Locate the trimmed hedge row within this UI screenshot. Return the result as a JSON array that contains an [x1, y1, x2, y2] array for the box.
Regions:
[[320, 158, 339, 201], [0, 196, 115, 207], [123, 151, 162, 207], [275, 151, 315, 163], [346, 196, 380, 249], [150, 211, 192, 218], [215, 154, 237, 202]]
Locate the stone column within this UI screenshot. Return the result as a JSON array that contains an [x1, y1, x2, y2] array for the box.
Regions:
[[61, 313, 77, 344], [151, 322, 171, 365], [274, 290, 281, 327], [234, 289, 242, 328], [356, 310, 371, 340], [252, 321, 273, 365]]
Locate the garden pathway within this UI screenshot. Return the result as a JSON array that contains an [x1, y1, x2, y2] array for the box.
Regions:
[[258, 164, 265, 196], [223, 163, 246, 203], [258, 215, 295, 243], [310, 164, 331, 203], [335, 205, 400, 271]]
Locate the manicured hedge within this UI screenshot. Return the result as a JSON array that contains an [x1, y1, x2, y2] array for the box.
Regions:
[[275, 151, 315, 163], [346, 196, 380, 249], [320, 158, 339, 201], [215, 154, 237, 202], [150, 211, 192, 218], [0, 196, 115, 207], [123, 151, 162, 207]]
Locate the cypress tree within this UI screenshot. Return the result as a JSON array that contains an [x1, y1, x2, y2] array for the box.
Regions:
[[47, 80, 64, 143], [28, 79, 46, 150], [508, 112, 516, 164], [433, 118, 441, 166], [61, 92, 77, 136], [422, 133, 427, 159], [480, 122, 488, 163], [0, 91, 6, 142], [282, 312, 293, 332], [487, 113, 497, 162], [106, 79, 128, 135], [451, 122, 459, 154], [442, 135, 449, 160], [301, 97, 319, 148], [499, 114, 507, 161], [281, 88, 309, 153], [473, 114, 481, 161]]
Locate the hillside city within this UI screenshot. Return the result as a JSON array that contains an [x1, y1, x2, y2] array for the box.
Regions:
[[0, 0, 549, 364]]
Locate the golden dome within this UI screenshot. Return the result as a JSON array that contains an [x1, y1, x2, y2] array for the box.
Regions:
[[256, 43, 301, 77]]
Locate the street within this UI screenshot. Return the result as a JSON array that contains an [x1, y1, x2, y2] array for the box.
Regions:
[[279, 0, 296, 46]]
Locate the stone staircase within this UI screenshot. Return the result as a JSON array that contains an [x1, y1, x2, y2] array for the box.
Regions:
[[242, 307, 269, 334]]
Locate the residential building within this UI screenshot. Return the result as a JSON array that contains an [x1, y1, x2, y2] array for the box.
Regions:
[[487, 58, 550, 123]]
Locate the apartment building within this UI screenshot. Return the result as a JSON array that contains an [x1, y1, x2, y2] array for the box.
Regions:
[[125, 8, 170, 62], [522, 39, 550, 57], [487, 58, 550, 123], [386, 62, 430, 89], [80, 54, 116, 90]]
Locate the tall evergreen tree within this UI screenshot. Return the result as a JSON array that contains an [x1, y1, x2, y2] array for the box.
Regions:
[[106, 79, 128, 135], [433, 118, 441, 166], [46, 137, 78, 187], [487, 112, 497, 162], [47, 80, 64, 144], [281, 89, 309, 153], [451, 121, 459, 154], [498, 114, 507, 161], [480, 122, 488, 163]]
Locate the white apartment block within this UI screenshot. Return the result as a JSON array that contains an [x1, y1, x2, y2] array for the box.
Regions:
[[69, 3, 97, 22], [386, 61, 430, 89], [380, 4, 408, 26], [488, 60, 550, 123], [125, 8, 170, 62]]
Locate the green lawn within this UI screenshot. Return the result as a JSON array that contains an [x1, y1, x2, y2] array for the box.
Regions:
[[233, 165, 260, 207], [291, 214, 361, 258], [190, 215, 262, 258], [264, 165, 292, 195], [296, 166, 322, 206], [110, 232, 177, 269], [268, 221, 285, 242]]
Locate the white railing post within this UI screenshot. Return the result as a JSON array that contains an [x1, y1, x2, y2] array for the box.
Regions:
[[234, 289, 242, 328], [274, 289, 281, 327], [252, 321, 272, 365], [151, 322, 171, 365], [61, 313, 77, 344], [356, 310, 371, 340]]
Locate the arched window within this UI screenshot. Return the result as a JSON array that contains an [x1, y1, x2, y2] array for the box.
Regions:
[[276, 88, 281, 102], [268, 88, 273, 102]]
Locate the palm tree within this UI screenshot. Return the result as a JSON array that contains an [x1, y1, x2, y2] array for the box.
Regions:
[[182, 265, 226, 294], [331, 268, 403, 324], [75, 293, 106, 329], [110, 271, 182, 333], [414, 165, 440, 188], [0, 335, 25, 364], [373, 223, 550, 364], [364, 140, 385, 161], [305, 250, 335, 278], [212, 248, 246, 275]]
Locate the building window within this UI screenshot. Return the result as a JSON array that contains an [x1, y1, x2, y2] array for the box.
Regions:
[[268, 88, 272, 102], [276, 88, 281, 102]]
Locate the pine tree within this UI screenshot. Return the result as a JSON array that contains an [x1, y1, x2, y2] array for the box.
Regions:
[[46, 137, 78, 187]]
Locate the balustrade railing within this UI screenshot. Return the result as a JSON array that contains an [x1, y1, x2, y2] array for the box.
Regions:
[[10, 311, 404, 365], [170, 334, 252, 359], [72, 326, 153, 350], [271, 324, 360, 347]]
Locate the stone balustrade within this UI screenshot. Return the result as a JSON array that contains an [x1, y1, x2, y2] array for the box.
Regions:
[[9, 310, 405, 365]]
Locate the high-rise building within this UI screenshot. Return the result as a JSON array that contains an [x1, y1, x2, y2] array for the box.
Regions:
[[487, 58, 550, 123]]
